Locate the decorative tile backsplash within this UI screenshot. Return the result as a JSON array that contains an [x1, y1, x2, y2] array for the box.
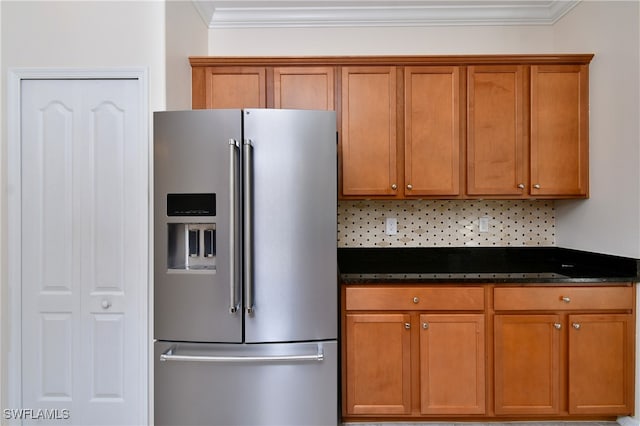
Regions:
[[338, 200, 555, 248]]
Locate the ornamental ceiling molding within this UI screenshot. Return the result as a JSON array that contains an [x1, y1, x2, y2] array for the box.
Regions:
[[192, 0, 581, 28]]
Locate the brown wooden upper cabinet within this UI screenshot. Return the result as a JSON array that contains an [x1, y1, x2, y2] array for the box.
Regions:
[[190, 55, 592, 199], [341, 66, 398, 196], [467, 65, 525, 196], [192, 64, 334, 111], [467, 64, 589, 197], [405, 66, 461, 197], [530, 65, 589, 197], [192, 66, 267, 109], [341, 65, 462, 197], [274, 67, 335, 110]]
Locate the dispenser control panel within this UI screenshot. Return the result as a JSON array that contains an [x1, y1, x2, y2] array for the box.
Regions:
[[166, 193, 217, 272]]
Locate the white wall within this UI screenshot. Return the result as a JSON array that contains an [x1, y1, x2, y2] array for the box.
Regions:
[[208, 25, 554, 55], [166, 0, 208, 109], [554, 1, 640, 258]]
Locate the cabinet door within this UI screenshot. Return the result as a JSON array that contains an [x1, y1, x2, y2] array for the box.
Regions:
[[341, 67, 398, 196], [405, 67, 461, 196], [344, 313, 411, 415], [199, 67, 266, 109], [419, 314, 485, 414], [467, 65, 525, 196], [530, 65, 589, 196], [568, 314, 634, 415], [273, 67, 335, 110], [494, 314, 562, 415]]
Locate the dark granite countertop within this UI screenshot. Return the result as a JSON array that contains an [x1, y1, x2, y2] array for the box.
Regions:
[[338, 247, 640, 284]]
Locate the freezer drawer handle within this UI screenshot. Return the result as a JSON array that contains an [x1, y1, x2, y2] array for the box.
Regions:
[[228, 139, 240, 314], [159, 345, 325, 363]]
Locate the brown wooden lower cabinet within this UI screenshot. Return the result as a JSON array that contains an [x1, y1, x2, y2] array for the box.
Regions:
[[419, 314, 485, 415], [568, 313, 634, 415], [494, 314, 563, 415], [342, 283, 635, 421], [345, 313, 412, 415], [343, 286, 486, 418]]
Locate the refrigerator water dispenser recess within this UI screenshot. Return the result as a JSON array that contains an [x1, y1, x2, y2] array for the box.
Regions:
[[166, 193, 217, 272], [168, 224, 216, 271]]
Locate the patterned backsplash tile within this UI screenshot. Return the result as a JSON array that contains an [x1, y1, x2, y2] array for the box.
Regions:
[[338, 200, 555, 247]]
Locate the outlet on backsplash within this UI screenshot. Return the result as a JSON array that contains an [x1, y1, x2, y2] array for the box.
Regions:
[[337, 200, 555, 248]]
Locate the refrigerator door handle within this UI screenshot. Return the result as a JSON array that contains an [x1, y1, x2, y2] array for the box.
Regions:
[[228, 139, 240, 314], [159, 344, 325, 363], [243, 139, 254, 315]]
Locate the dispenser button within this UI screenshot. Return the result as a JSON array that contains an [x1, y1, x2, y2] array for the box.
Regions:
[[204, 229, 215, 258], [188, 229, 200, 257]]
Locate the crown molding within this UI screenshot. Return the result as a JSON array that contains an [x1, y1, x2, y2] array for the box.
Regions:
[[192, 1, 581, 29]]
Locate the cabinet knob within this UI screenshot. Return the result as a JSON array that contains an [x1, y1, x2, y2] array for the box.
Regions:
[[554, 323, 562, 330], [422, 322, 429, 330], [572, 323, 581, 330], [561, 296, 571, 303], [517, 183, 525, 189], [406, 184, 413, 190], [413, 296, 420, 304], [404, 322, 411, 330], [533, 184, 541, 189], [101, 299, 112, 309], [391, 184, 398, 190]]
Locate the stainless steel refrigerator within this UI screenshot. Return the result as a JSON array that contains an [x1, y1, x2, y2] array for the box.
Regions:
[[153, 109, 337, 426]]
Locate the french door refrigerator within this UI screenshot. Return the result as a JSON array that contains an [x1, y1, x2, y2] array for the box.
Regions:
[[153, 109, 337, 426]]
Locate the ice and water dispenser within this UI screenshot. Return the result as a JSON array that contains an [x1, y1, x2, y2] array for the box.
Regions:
[[166, 193, 217, 271]]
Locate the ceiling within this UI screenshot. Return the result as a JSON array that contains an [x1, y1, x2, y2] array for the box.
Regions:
[[192, 0, 581, 28]]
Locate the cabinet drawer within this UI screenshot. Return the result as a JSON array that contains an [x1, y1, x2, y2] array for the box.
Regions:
[[345, 286, 484, 311], [494, 286, 633, 311]]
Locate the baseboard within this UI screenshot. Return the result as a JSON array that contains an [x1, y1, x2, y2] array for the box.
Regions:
[[619, 416, 640, 426]]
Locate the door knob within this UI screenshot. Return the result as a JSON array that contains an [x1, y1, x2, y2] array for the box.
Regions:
[[101, 300, 112, 309]]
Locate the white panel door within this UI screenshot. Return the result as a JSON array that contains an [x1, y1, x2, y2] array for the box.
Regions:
[[20, 79, 146, 425]]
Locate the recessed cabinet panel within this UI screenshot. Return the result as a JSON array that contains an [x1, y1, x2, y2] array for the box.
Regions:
[[274, 67, 335, 110], [530, 65, 589, 196], [467, 66, 525, 196], [494, 314, 562, 415], [203, 67, 266, 109], [420, 314, 485, 414], [405, 67, 460, 196], [345, 313, 411, 415], [568, 314, 633, 415], [341, 67, 397, 196]]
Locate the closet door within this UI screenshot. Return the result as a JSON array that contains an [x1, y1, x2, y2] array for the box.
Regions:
[[20, 78, 147, 425]]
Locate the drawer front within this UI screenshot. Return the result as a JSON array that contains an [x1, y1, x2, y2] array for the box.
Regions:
[[494, 286, 633, 311], [345, 286, 485, 311]]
